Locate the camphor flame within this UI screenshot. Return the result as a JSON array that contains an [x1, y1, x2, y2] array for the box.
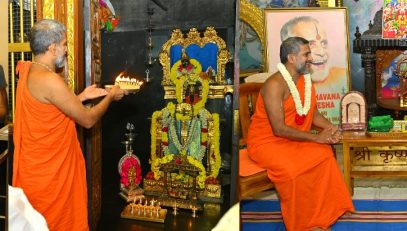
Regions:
[[115, 72, 143, 86]]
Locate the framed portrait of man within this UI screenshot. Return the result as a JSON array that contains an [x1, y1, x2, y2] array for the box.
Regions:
[[238, 0, 320, 78], [264, 8, 351, 125]]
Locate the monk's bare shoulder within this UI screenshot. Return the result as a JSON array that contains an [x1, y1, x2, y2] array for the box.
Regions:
[[261, 72, 286, 97], [28, 69, 69, 103]]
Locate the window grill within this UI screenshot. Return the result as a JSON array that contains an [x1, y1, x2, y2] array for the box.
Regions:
[[8, 0, 36, 122]]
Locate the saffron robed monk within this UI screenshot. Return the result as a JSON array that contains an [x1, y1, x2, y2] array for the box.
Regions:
[[247, 37, 354, 231], [12, 19, 127, 230]]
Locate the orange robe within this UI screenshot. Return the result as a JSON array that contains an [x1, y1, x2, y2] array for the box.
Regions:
[[247, 76, 354, 231], [12, 61, 88, 231]]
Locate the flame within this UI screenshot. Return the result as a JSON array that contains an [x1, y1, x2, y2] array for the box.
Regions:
[[115, 72, 143, 86]]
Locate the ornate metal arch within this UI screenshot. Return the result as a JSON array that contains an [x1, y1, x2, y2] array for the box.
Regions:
[[239, 0, 264, 49], [159, 27, 232, 99]]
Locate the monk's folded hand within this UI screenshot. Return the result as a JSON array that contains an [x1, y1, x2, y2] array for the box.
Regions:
[[331, 130, 342, 143], [316, 128, 335, 144], [329, 135, 341, 144], [324, 125, 342, 144], [327, 124, 339, 134]]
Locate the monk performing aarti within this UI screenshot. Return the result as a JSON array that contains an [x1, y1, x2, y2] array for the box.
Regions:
[[247, 37, 354, 231], [12, 19, 127, 230]]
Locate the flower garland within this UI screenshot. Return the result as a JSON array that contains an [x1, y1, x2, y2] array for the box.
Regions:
[[174, 74, 209, 118], [170, 57, 209, 117], [277, 63, 312, 125], [149, 56, 221, 185], [199, 109, 208, 160], [150, 110, 162, 164], [168, 116, 197, 155], [150, 153, 207, 188], [160, 106, 172, 156], [170, 58, 202, 83], [209, 113, 221, 178], [159, 103, 207, 161], [149, 108, 221, 184], [151, 154, 174, 180], [187, 156, 206, 188]]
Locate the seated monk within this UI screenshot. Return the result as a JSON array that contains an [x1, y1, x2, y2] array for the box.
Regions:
[[247, 37, 354, 231]]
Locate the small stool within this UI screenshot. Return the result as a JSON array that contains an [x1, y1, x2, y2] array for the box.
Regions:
[[238, 148, 273, 200]]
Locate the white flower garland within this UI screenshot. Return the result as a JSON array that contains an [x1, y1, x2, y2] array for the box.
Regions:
[[168, 116, 197, 155], [277, 63, 312, 116]]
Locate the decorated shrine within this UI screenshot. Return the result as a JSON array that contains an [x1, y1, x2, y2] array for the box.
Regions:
[[143, 27, 229, 210]]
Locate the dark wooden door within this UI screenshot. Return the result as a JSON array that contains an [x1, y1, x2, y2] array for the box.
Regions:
[[84, 0, 103, 229]]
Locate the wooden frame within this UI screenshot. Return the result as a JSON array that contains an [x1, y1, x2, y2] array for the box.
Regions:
[[238, 0, 342, 78], [239, 0, 265, 76], [375, 50, 407, 112], [264, 7, 351, 125]]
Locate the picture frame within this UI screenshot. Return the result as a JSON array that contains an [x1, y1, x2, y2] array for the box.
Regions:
[[239, 0, 266, 78], [382, 0, 407, 39], [264, 7, 351, 125], [238, 0, 327, 79]]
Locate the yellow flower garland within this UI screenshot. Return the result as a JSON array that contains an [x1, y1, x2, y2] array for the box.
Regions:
[[170, 58, 209, 118], [209, 113, 221, 178], [151, 153, 207, 188], [170, 59, 202, 83], [187, 156, 206, 188], [150, 111, 161, 164], [174, 75, 209, 118], [167, 102, 176, 114], [150, 56, 222, 186], [151, 154, 174, 180], [150, 110, 222, 184]]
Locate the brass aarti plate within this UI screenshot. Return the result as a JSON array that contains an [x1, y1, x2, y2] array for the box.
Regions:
[[105, 85, 140, 94]]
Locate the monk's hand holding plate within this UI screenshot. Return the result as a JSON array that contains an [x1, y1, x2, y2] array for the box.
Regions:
[[107, 85, 127, 101], [79, 84, 108, 101]]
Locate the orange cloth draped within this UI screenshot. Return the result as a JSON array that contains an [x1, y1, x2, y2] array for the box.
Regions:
[[247, 76, 354, 230], [12, 61, 88, 231]]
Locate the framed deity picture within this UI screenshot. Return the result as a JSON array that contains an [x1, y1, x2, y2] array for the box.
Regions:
[[382, 0, 406, 39], [264, 8, 351, 125]]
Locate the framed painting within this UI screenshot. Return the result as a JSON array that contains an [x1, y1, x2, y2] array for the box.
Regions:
[[382, 0, 407, 39], [239, 0, 321, 78], [264, 7, 351, 125]]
